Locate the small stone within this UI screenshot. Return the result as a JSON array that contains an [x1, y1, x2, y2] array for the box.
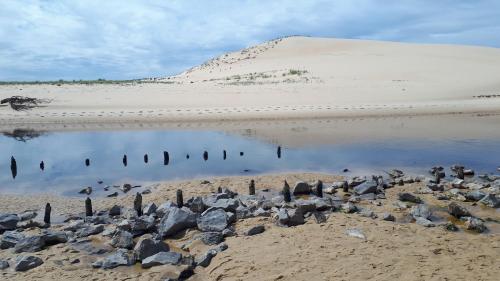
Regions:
[[196, 249, 217, 267], [197, 232, 224, 245], [0, 259, 9, 270], [478, 194, 500, 208], [398, 193, 422, 203], [120, 184, 132, 193], [465, 217, 487, 233], [341, 202, 357, 213], [312, 212, 327, 224], [0, 231, 25, 249], [143, 203, 157, 216], [245, 225, 265, 236], [101, 249, 134, 269], [415, 217, 435, 227], [345, 229, 366, 240], [410, 204, 432, 220], [443, 222, 459, 232], [14, 255, 43, 271], [110, 230, 134, 249], [107, 192, 119, 198], [133, 237, 170, 261], [292, 181, 311, 195], [141, 252, 182, 268], [197, 208, 228, 232], [448, 202, 471, 218], [382, 213, 395, 222]]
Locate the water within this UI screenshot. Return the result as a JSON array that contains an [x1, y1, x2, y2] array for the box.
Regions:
[[1, 114, 499, 197]]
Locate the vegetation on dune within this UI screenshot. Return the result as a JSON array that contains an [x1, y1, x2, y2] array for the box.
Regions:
[[0, 78, 154, 86]]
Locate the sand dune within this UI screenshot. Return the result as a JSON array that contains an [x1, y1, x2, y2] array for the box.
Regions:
[[1, 36, 500, 126]]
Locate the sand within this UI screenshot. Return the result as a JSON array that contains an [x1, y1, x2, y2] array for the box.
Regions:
[[1, 37, 500, 126], [0, 173, 499, 281]]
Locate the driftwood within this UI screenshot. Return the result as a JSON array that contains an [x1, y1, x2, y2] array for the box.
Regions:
[[1, 96, 51, 111]]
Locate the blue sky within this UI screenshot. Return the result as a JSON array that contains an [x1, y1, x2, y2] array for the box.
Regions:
[[1, 0, 499, 81]]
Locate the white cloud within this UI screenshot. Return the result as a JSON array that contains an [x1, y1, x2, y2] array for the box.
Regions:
[[0, 0, 499, 80]]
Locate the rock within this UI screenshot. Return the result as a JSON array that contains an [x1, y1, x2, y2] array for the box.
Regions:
[[0, 231, 25, 249], [76, 225, 104, 238], [222, 228, 236, 237], [415, 217, 435, 227], [133, 237, 170, 261], [70, 240, 112, 255], [142, 203, 157, 216], [156, 201, 177, 218], [63, 220, 85, 232], [410, 204, 432, 220], [463, 169, 475, 176], [448, 202, 471, 218], [41, 230, 68, 246], [120, 183, 133, 193], [253, 208, 271, 217], [158, 207, 197, 238], [0, 259, 9, 270], [465, 217, 487, 233], [14, 236, 46, 253], [198, 208, 228, 232], [465, 183, 487, 190], [478, 194, 500, 208], [292, 181, 311, 195], [382, 213, 395, 222], [107, 192, 119, 198], [79, 187, 92, 195], [110, 230, 134, 249], [348, 177, 366, 187], [141, 189, 151, 195], [0, 213, 20, 231], [141, 252, 182, 268], [204, 198, 239, 212], [359, 209, 377, 219], [19, 211, 37, 221], [353, 181, 378, 195], [312, 212, 327, 224], [341, 202, 357, 213], [101, 249, 134, 269], [295, 199, 317, 213], [195, 232, 223, 245], [345, 229, 366, 240], [186, 196, 206, 213], [276, 208, 304, 227], [398, 193, 422, 203], [245, 225, 265, 236], [388, 169, 404, 178], [358, 193, 377, 201], [451, 179, 465, 188], [14, 255, 43, 271], [109, 205, 121, 216], [130, 215, 155, 236], [427, 183, 444, 192], [196, 249, 217, 267], [465, 190, 487, 202], [214, 242, 228, 252], [443, 222, 459, 232]]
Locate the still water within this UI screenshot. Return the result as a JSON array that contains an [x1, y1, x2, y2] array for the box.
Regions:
[[1, 114, 499, 197]]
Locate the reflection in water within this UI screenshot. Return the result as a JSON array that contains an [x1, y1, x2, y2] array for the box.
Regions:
[[0, 127, 499, 197], [2, 128, 47, 142]]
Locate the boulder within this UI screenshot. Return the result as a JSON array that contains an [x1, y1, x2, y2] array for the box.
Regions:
[[14, 255, 43, 271], [245, 225, 265, 236], [295, 199, 317, 213], [19, 211, 37, 221], [130, 215, 155, 236], [341, 202, 357, 213], [197, 232, 224, 245], [448, 202, 471, 218], [133, 237, 170, 261], [141, 252, 182, 268], [101, 249, 134, 269], [353, 181, 378, 195], [292, 181, 311, 195], [143, 203, 157, 216], [76, 225, 104, 238], [276, 208, 304, 227], [465, 191, 487, 202], [14, 236, 46, 253], [0, 259, 9, 270], [41, 231, 68, 246], [478, 194, 500, 208], [397, 193, 422, 203], [158, 207, 197, 238], [156, 201, 177, 218], [204, 198, 239, 212], [0, 231, 25, 249], [415, 217, 435, 227], [186, 196, 206, 213], [62, 220, 85, 232], [109, 205, 121, 216], [196, 249, 217, 267], [465, 217, 487, 233], [410, 204, 432, 220], [110, 230, 134, 249], [197, 208, 228, 232], [0, 213, 20, 231], [382, 213, 395, 222]]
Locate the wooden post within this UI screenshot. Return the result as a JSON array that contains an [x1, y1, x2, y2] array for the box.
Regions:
[[144, 154, 148, 164], [240, 152, 244, 156], [277, 146, 281, 159], [134, 193, 142, 216], [283, 180, 291, 203], [203, 151, 208, 161], [44, 203, 51, 224], [316, 180, 323, 198], [11, 156, 17, 179], [223, 150, 227, 160], [176, 190, 184, 208], [249, 180, 255, 195], [85, 197, 93, 217], [123, 155, 127, 167], [457, 167, 464, 180], [186, 154, 190, 159], [434, 171, 441, 184], [163, 151, 169, 165], [85, 158, 90, 167], [40, 161, 45, 171], [217, 186, 223, 193], [342, 181, 349, 193]]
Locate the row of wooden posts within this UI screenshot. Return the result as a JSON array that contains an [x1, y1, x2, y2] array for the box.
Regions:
[[41, 176, 322, 225], [9, 146, 282, 178]]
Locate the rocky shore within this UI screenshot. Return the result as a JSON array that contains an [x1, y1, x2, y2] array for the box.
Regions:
[[0, 167, 499, 280]]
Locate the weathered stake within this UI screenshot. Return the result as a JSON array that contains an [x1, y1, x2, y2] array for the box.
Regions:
[[123, 155, 127, 167], [44, 203, 51, 224], [85, 158, 90, 167], [134, 193, 142, 216], [203, 151, 208, 161], [223, 150, 227, 160], [283, 180, 291, 203], [277, 146, 282, 159], [176, 189, 184, 208], [40, 161, 45, 171], [186, 154, 190, 159], [342, 181, 349, 193], [457, 167, 464, 180], [144, 154, 149, 164], [10, 156, 17, 179], [239, 152, 244, 156], [163, 151, 169, 165], [316, 180, 323, 198], [249, 179, 255, 195], [85, 197, 93, 217], [217, 186, 223, 193], [434, 171, 441, 184]]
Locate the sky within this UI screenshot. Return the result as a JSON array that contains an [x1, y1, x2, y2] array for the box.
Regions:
[[1, 0, 499, 81]]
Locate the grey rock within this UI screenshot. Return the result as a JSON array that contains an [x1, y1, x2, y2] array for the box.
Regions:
[[226, 211, 237, 224], [158, 207, 197, 238], [19, 211, 37, 221], [276, 208, 304, 227], [141, 189, 152, 195], [186, 196, 206, 213], [70, 240, 112, 255], [109, 205, 121, 216], [76, 225, 104, 238], [465, 190, 487, 202], [341, 202, 357, 213], [143, 203, 157, 216], [443, 222, 459, 232], [197, 208, 228, 232], [382, 213, 395, 222], [196, 249, 217, 267], [197, 232, 224, 245], [465, 217, 487, 233], [478, 194, 500, 208], [0, 213, 20, 231], [222, 228, 236, 237], [117, 220, 131, 231], [79, 186, 92, 195], [245, 225, 265, 236], [451, 179, 465, 188], [156, 201, 177, 218], [353, 181, 378, 195], [345, 229, 366, 240], [141, 252, 182, 268], [62, 220, 85, 232], [398, 193, 422, 203], [110, 230, 134, 249], [359, 193, 377, 201], [359, 209, 377, 219], [292, 181, 311, 195], [1, 231, 25, 249], [14, 255, 43, 271], [235, 206, 254, 220], [427, 183, 444, 191], [214, 242, 228, 252], [107, 192, 119, 198], [41, 230, 68, 246], [205, 198, 239, 212], [101, 249, 134, 269], [14, 235, 46, 253], [133, 237, 169, 261], [415, 217, 435, 227], [295, 199, 316, 213], [448, 202, 471, 218], [348, 177, 366, 187], [313, 212, 327, 224], [410, 204, 432, 220], [0, 259, 9, 270], [130, 215, 155, 236], [253, 208, 271, 217]]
